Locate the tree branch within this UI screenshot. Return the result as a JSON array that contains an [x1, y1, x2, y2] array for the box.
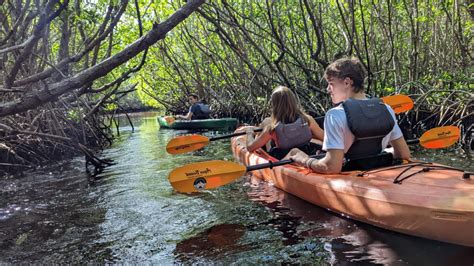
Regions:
[[0, 0, 205, 117]]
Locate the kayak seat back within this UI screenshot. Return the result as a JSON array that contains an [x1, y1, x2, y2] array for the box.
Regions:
[[342, 152, 394, 171]]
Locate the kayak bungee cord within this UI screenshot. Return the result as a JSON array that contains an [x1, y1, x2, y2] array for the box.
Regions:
[[355, 161, 427, 177], [357, 161, 467, 184], [392, 164, 469, 184]]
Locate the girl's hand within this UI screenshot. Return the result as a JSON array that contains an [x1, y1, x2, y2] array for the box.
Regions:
[[236, 125, 258, 134], [245, 127, 255, 135]]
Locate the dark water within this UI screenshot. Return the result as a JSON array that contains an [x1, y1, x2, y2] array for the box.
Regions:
[[0, 113, 473, 264]]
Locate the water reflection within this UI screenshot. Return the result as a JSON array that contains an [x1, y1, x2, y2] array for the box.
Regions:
[[174, 224, 248, 262]]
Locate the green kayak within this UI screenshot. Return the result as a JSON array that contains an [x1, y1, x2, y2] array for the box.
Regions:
[[157, 116, 238, 131]]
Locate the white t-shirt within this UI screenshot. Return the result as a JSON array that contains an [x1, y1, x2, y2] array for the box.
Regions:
[[322, 103, 403, 153]]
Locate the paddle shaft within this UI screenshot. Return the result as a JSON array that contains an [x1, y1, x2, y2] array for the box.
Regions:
[[168, 125, 459, 193], [209, 100, 404, 142], [168, 94, 412, 153], [246, 154, 324, 171], [210, 128, 263, 141], [406, 139, 419, 145], [209, 115, 325, 141], [245, 132, 445, 172]]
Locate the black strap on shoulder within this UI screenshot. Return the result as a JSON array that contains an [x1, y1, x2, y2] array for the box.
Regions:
[[343, 98, 394, 160]]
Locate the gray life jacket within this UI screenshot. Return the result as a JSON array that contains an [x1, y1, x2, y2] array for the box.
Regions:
[[273, 117, 312, 150], [342, 98, 395, 160]]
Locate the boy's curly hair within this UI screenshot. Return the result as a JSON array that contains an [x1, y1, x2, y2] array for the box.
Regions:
[[324, 57, 366, 93]]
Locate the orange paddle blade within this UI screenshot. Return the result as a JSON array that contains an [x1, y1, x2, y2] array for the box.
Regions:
[[168, 160, 246, 193], [382, 95, 414, 114], [166, 135, 210, 154], [419, 126, 460, 149], [164, 116, 175, 125]]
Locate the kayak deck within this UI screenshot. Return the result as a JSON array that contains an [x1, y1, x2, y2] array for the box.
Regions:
[[231, 134, 474, 247], [158, 117, 238, 131]]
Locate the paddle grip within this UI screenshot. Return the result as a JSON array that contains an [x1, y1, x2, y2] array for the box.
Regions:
[[210, 128, 263, 141], [246, 154, 324, 172]]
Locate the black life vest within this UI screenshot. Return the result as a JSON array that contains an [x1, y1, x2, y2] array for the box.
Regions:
[[192, 102, 211, 120], [342, 98, 395, 165]]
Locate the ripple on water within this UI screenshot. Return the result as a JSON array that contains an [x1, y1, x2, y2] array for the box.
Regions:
[[0, 204, 24, 221]]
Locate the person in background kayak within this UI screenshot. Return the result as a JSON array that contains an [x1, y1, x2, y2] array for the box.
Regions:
[[239, 86, 324, 160], [175, 93, 211, 120], [289, 57, 410, 173]]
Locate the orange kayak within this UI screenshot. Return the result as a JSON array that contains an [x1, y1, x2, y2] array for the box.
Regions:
[[231, 134, 474, 247]]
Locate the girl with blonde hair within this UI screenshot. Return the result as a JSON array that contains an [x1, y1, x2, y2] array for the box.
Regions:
[[243, 86, 324, 159]]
